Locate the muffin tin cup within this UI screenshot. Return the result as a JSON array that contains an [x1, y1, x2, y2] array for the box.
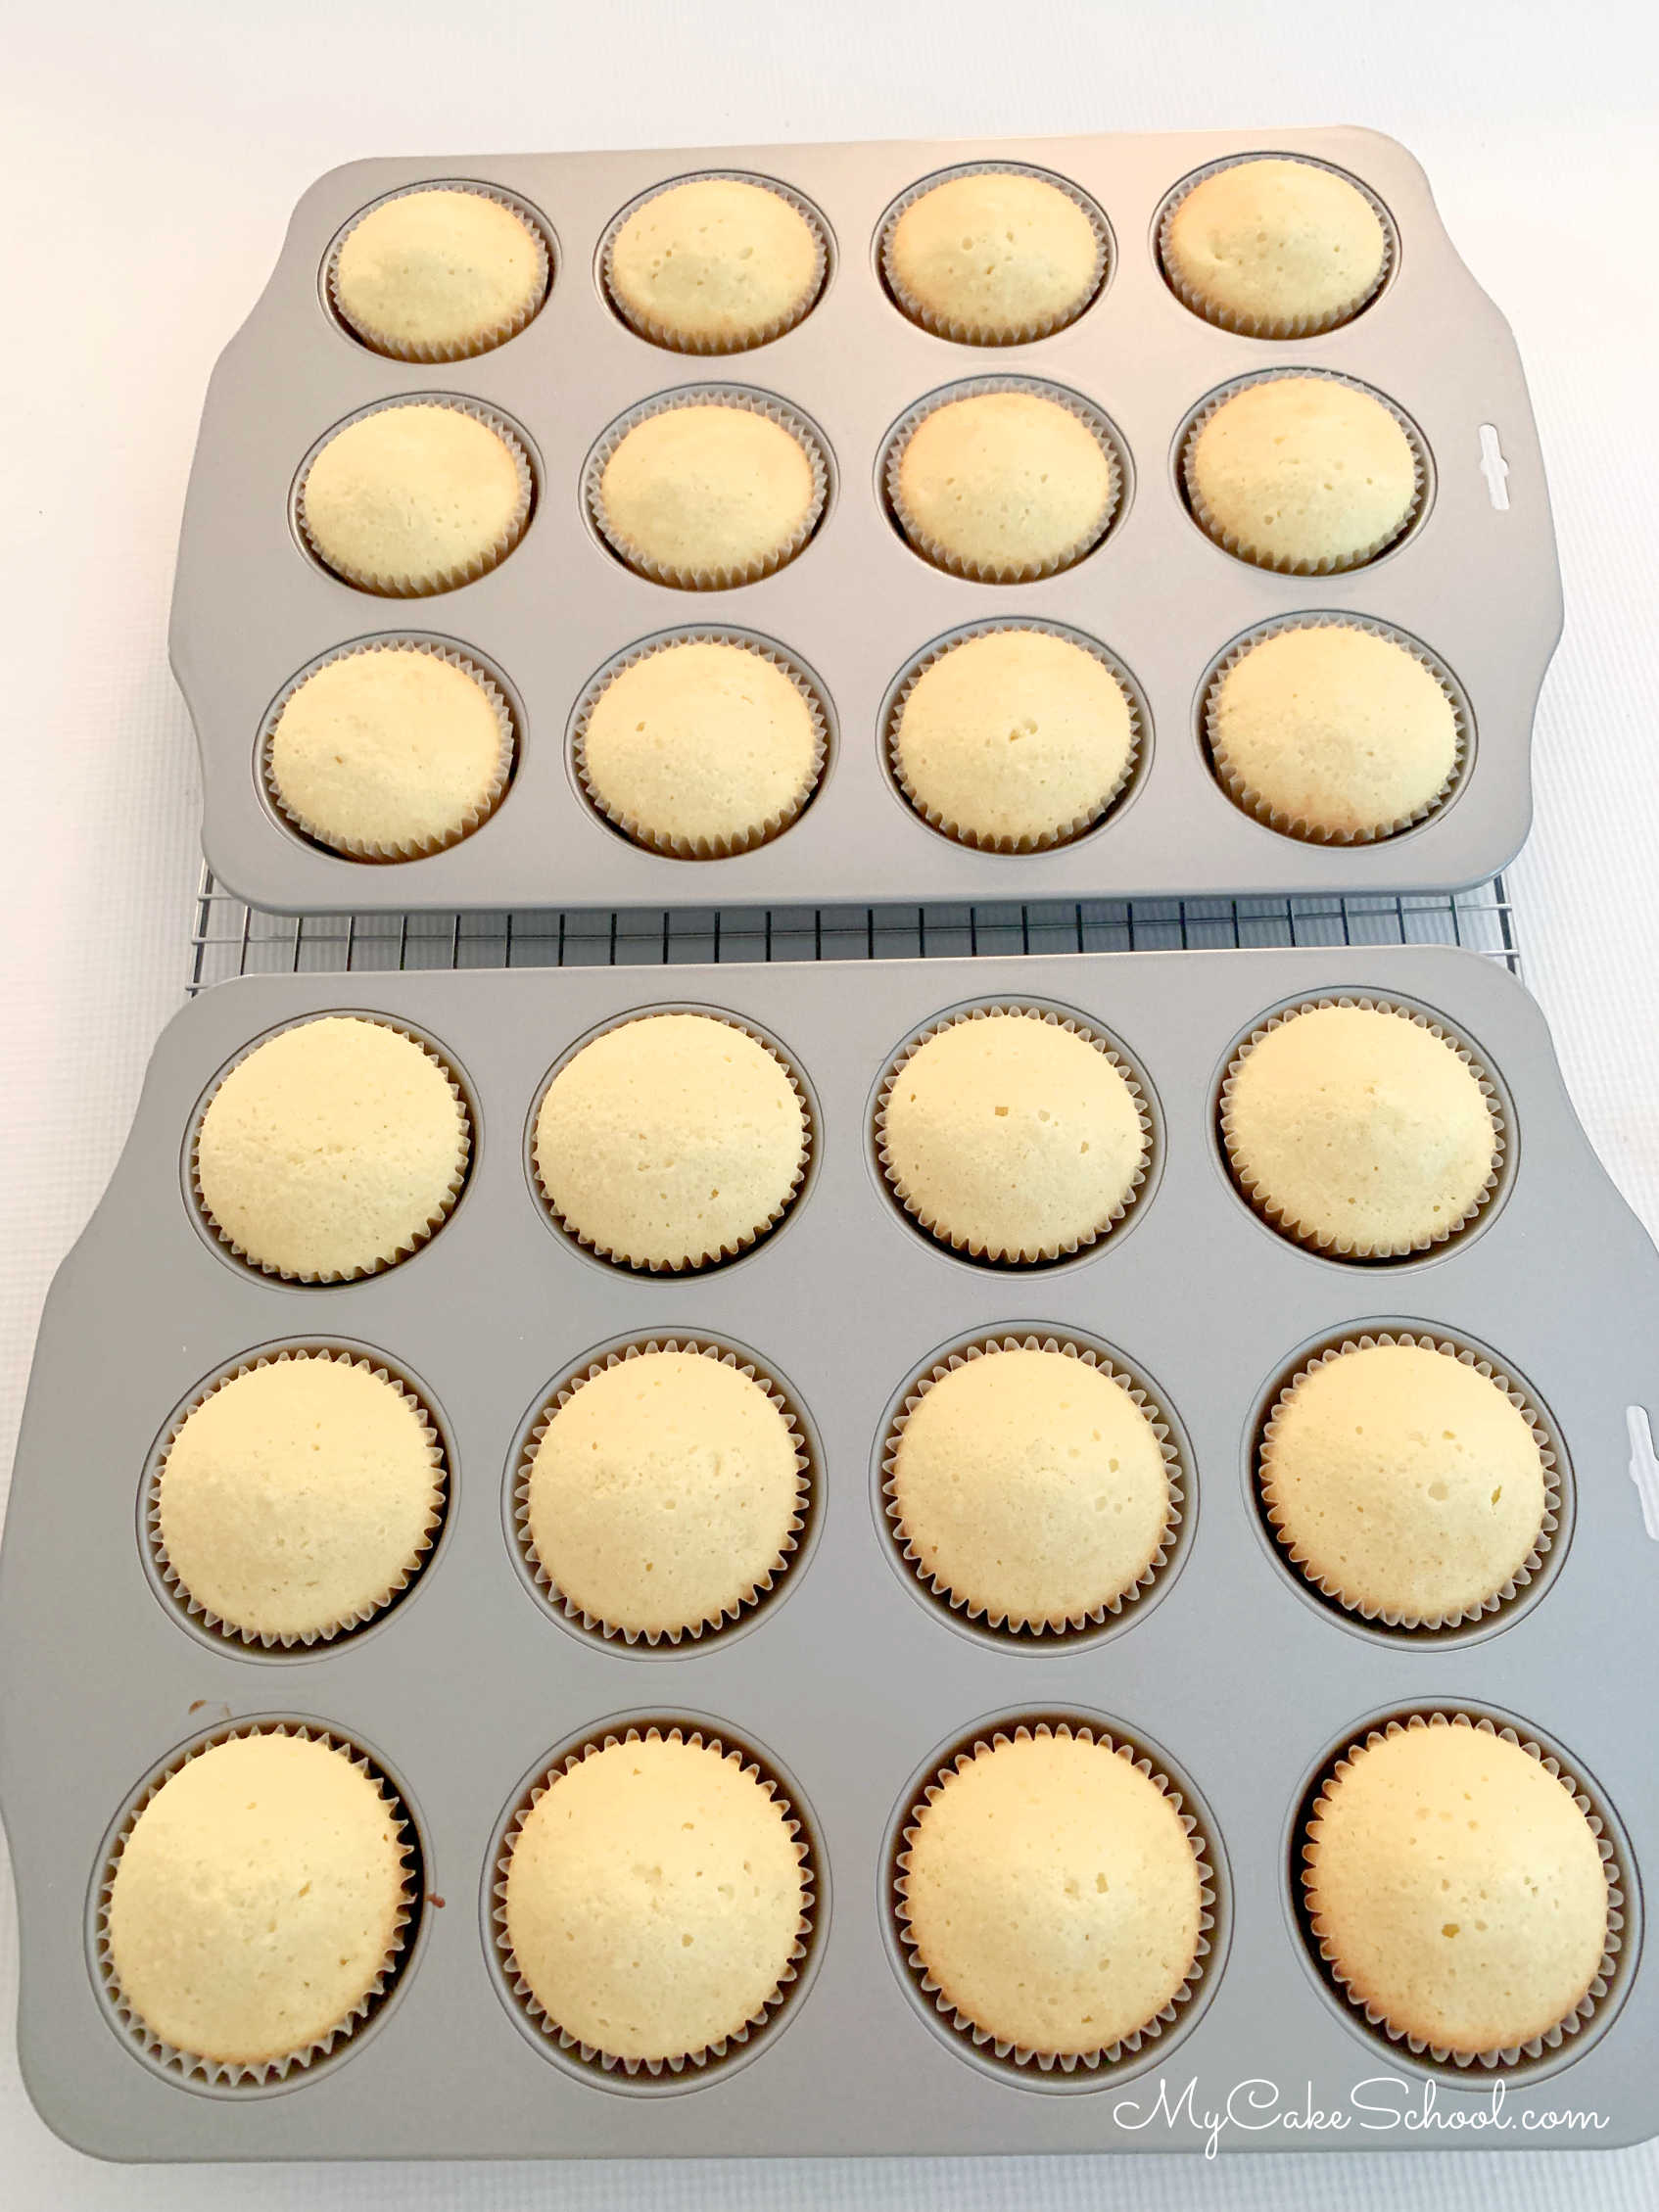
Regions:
[[583, 386, 830, 590], [15, 946, 1659, 2158], [512, 1338, 811, 1645], [490, 1722, 816, 2076], [529, 1007, 815, 1274], [569, 630, 829, 858], [1300, 1711, 1628, 2070], [260, 636, 518, 862], [324, 180, 553, 362], [883, 619, 1144, 853], [1156, 153, 1398, 340], [1258, 1332, 1560, 1632], [880, 1334, 1183, 1636], [883, 376, 1124, 582], [189, 1013, 473, 1285], [294, 394, 535, 597], [599, 172, 830, 355], [877, 162, 1111, 346], [874, 1000, 1154, 1263], [92, 1718, 418, 2089], [1180, 369, 1430, 575], [1202, 612, 1469, 845], [1217, 993, 1506, 1259], [892, 1718, 1217, 2073], [146, 1346, 448, 1649]]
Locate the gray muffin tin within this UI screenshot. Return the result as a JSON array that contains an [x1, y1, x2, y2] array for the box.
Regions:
[[169, 127, 1561, 917], [5, 943, 1659, 2160]]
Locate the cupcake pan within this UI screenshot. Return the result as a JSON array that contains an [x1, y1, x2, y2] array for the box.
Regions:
[[5, 944, 1657, 2157], [170, 126, 1559, 915]]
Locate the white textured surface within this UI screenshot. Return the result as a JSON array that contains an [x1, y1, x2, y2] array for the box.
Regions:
[[2, 0, 1657, 2198]]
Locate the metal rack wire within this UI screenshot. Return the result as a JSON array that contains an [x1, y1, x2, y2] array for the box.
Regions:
[[186, 864, 1521, 991]]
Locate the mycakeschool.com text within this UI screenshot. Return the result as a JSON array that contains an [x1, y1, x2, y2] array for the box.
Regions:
[[1110, 2076, 1609, 2158]]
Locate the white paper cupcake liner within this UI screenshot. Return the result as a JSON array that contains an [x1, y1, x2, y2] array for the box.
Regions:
[[599, 171, 830, 353], [1218, 994, 1506, 1258], [1203, 613, 1469, 845], [883, 618, 1143, 852], [514, 1338, 811, 1644], [295, 395, 535, 597], [878, 163, 1110, 345], [492, 1724, 815, 2075], [1157, 154, 1397, 339], [1302, 1711, 1626, 2070], [570, 629, 829, 857], [531, 1008, 814, 1273], [893, 1719, 1216, 2072], [261, 636, 517, 861], [584, 386, 830, 589], [883, 377, 1123, 582], [325, 179, 552, 360], [881, 1334, 1182, 1634], [1180, 370, 1429, 575], [148, 1347, 448, 1648], [874, 1001, 1153, 1263], [93, 1719, 417, 2087], [190, 1014, 473, 1285], [1259, 1333, 1559, 1630]]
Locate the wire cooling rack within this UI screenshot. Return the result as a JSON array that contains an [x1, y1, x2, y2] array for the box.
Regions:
[[186, 866, 1521, 991]]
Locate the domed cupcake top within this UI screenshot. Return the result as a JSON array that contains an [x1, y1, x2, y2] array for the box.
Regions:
[[883, 167, 1105, 343], [1304, 1718, 1611, 2058], [194, 1015, 469, 1281], [500, 1731, 809, 2066], [900, 1727, 1205, 2059], [889, 387, 1118, 581], [879, 1008, 1148, 1262], [331, 185, 549, 359], [1162, 157, 1388, 336], [1261, 1339, 1550, 1624], [606, 175, 826, 352], [105, 1730, 409, 2072], [1221, 1001, 1500, 1255], [534, 1012, 808, 1270], [1184, 375, 1418, 574]]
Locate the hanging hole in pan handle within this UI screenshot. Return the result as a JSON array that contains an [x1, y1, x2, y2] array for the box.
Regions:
[[1478, 424, 1510, 512], [1626, 1406, 1659, 1539]]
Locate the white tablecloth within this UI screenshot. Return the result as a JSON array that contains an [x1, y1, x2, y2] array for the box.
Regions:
[[4, 0, 1657, 2200]]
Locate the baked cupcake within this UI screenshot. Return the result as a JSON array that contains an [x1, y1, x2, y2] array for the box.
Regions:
[[889, 627, 1137, 850], [878, 1008, 1147, 1261], [499, 1731, 810, 2068], [155, 1351, 445, 1644], [534, 1012, 808, 1270], [1208, 622, 1460, 842], [591, 398, 826, 588], [889, 387, 1118, 581], [331, 185, 549, 359], [882, 167, 1105, 343], [606, 175, 826, 352], [899, 1726, 1206, 2061], [1304, 1717, 1613, 2059], [104, 1729, 411, 2077], [194, 1015, 470, 1282], [1184, 376, 1418, 573], [887, 1342, 1176, 1631], [576, 635, 825, 856], [298, 400, 532, 595], [265, 642, 514, 859], [1260, 1339, 1552, 1625], [1161, 158, 1388, 336], [522, 1343, 807, 1640], [1221, 1001, 1501, 1256]]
